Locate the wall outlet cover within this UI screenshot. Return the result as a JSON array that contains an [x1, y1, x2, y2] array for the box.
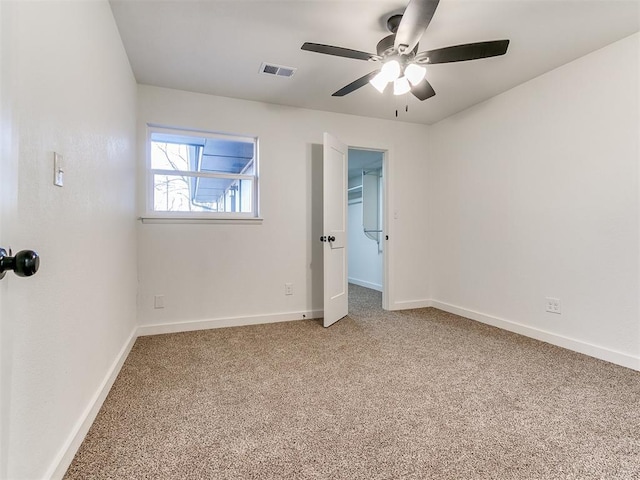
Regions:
[[545, 297, 561, 314]]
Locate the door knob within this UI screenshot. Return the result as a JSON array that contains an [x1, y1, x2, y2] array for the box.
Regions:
[[0, 248, 40, 279], [328, 236, 336, 242], [320, 236, 326, 242]]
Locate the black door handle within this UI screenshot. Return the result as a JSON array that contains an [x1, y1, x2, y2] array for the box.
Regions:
[[0, 248, 40, 279], [320, 236, 326, 242], [328, 236, 336, 242]]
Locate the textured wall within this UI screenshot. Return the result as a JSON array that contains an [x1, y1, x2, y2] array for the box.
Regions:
[[0, 2, 138, 477]]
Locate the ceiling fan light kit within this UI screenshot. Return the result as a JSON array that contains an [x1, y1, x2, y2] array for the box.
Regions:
[[369, 58, 427, 95], [301, 0, 510, 106], [405, 63, 427, 86], [393, 76, 411, 95], [380, 59, 401, 82], [370, 72, 390, 93]]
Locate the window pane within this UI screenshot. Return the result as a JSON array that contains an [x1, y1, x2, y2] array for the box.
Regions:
[[148, 127, 258, 217], [200, 139, 254, 175], [151, 132, 255, 175], [238, 179, 253, 213], [194, 177, 253, 213], [223, 179, 253, 213], [153, 174, 200, 212], [153, 174, 253, 213], [150, 142, 197, 171]]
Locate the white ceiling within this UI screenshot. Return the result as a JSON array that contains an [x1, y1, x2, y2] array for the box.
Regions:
[[109, 0, 640, 125]]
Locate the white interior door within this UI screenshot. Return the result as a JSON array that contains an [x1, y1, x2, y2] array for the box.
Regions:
[[322, 132, 348, 327], [0, 5, 8, 469], [0, 12, 13, 468], [0, 152, 6, 480]]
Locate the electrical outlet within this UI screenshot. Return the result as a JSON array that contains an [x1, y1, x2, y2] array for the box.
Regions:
[[545, 297, 561, 314], [154, 295, 165, 309], [285, 283, 293, 296]]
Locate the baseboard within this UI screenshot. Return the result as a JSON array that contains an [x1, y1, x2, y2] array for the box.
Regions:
[[47, 328, 138, 480], [137, 310, 324, 337], [431, 300, 640, 372], [43, 309, 323, 478], [388, 299, 433, 310], [43, 300, 637, 479], [348, 278, 383, 292]]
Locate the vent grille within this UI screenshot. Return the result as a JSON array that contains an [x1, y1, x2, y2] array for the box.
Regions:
[[259, 62, 297, 78]]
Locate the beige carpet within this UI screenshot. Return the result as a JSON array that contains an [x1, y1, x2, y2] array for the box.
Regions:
[[65, 285, 640, 479]]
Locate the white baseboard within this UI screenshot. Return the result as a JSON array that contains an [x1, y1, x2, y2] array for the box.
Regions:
[[348, 278, 383, 292], [389, 299, 433, 310], [45, 309, 322, 478], [47, 328, 138, 480], [44, 299, 638, 479], [137, 310, 323, 337], [431, 300, 640, 372]]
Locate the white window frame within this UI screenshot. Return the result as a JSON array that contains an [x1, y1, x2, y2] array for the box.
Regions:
[[143, 124, 260, 222]]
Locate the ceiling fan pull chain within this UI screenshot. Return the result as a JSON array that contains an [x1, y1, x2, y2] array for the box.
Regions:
[[406, 104, 408, 112]]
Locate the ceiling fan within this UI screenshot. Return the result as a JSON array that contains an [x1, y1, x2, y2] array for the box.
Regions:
[[301, 0, 509, 101]]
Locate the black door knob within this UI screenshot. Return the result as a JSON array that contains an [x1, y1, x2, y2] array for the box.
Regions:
[[0, 248, 40, 279], [328, 236, 336, 242]]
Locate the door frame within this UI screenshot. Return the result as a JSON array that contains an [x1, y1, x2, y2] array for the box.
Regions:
[[347, 145, 391, 311]]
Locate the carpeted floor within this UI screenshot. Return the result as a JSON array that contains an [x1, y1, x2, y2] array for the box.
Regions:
[[65, 284, 640, 479]]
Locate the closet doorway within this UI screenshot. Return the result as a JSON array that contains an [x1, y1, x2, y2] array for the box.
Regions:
[[347, 148, 386, 309]]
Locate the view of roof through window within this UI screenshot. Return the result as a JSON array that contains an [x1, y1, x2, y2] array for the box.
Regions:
[[150, 130, 256, 214]]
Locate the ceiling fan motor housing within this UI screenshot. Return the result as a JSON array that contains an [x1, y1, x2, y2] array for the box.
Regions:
[[386, 14, 403, 34], [376, 34, 419, 58]]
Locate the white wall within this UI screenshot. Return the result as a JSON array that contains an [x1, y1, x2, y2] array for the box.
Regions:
[[348, 199, 383, 291], [428, 33, 640, 370], [0, 2, 138, 478], [137, 85, 431, 331]]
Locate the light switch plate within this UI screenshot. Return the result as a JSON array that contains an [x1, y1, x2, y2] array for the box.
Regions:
[[154, 295, 165, 309], [53, 152, 64, 187]]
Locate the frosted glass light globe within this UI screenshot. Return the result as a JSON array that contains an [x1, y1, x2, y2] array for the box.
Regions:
[[369, 71, 389, 93], [381, 60, 401, 82], [393, 76, 411, 95], [405, 63, 427, 86]]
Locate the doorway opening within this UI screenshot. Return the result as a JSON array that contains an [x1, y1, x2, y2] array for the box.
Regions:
[[347, 148, 386, 310]]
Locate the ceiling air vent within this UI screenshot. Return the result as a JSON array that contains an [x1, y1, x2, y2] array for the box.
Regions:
[[259, 62, 296, 78]]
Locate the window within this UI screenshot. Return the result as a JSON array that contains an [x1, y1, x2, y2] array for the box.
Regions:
[[146, 126, 259, 219]]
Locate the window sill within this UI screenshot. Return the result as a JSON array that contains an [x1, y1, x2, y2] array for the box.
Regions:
[[139, 216, 263, 225]]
